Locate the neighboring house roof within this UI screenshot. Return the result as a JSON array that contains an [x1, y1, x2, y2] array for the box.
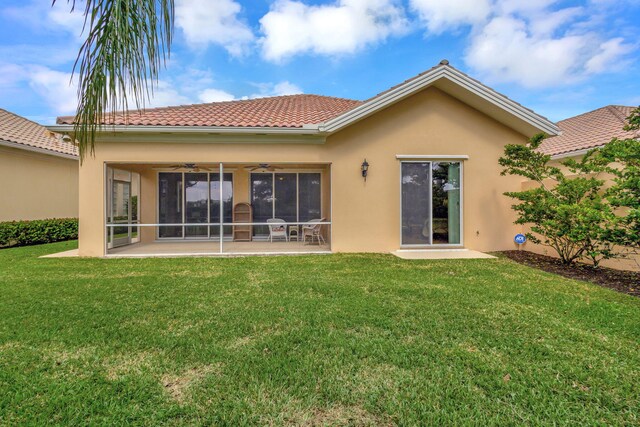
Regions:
[[57, 95, 363, 128], [540, 105, 638, 157], [0, 109, 78, 158], [53, 61, 559, 138]]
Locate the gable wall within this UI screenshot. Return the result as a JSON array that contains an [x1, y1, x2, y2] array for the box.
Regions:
[[326, 87, 527, 252]]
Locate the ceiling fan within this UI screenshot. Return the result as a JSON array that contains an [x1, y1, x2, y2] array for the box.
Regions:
[[244, 163, 282, 172], [152, 163, 214, 172]]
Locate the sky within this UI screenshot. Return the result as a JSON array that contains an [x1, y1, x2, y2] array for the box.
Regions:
[[0, 0, 638, 125]]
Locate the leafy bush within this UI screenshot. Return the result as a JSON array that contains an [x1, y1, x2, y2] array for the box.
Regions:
[[499, 135, 616, 266], [0, 218, 78, 248], [597, 111, 640, 252], [499, 106, 640, 267]]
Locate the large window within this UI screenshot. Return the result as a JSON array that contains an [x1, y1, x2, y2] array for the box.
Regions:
[[159, 172, 233, 239], [251, 172, 322, 237], [401, 161, 461, 246]]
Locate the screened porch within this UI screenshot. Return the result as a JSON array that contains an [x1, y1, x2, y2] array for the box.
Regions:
[[104, 162, 331, 257]]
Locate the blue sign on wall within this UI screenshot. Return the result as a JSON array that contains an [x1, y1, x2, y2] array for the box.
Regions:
[[514, 234, 527, 245]]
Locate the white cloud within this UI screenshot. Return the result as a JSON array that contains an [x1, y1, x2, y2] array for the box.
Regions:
[[584, 38, 633, 73], [405, 0, 634, 87], [434, 1, 635, 88], [28, 67, 77, 114], [199, 88, 236, 103], [1, 0, 85, 37], [175, 0, 254, 56], [48, 1, 86, 37], [197, 80, 304, 102], [409, 0, 491, 33], [0, 63, 26, 89], [259, 0, 409, 61], [145, 80, 194, 108], [528, 6, 583, 36], [464, 16, 590, 88], [271, 81, 303, 96], [248, 81, 303, 98], [21, 65, 197, 115], [494, 0, 557, 16]]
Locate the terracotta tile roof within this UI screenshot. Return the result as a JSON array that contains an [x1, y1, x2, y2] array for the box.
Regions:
[[540, 105, 638, 156], [56, 94, 364, 128], [0, 109, 78, 157]]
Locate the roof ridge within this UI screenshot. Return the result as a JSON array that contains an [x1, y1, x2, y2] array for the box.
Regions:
[[605, 105, 631, 126], [53, 60, 554, 133], [56, 93, 362, 124], [0, 108, 77, 157], [555, 105, 611, 125], [0, 108, 52, 129], [359, 62, 555, 129], [556, 105, 635, 125], [540, 104, 637, 157]]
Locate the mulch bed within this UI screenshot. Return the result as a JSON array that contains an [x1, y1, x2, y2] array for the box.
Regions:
[[498, 250, 640, 298]]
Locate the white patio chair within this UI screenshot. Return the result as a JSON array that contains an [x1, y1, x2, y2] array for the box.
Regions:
[[267, 218, 288, 242], [301, 218, 325, 245]]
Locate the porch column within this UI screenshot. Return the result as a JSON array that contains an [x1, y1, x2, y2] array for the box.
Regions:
[[219, 162, 224, 254]]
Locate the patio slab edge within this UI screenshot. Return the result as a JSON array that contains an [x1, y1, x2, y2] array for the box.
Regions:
[[392, 249, 496, 260]]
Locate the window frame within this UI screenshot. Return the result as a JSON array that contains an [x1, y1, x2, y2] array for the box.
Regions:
[[156, 170, 234, 241], [249, 170, 323, 237], [399, 159, 464, 248]]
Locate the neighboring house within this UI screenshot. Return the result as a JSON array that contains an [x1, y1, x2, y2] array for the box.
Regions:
[[0, 109, 78, 222], [51, 60, 560, 257], [539, 105, 638, 159], [531, 105, 640, 271]]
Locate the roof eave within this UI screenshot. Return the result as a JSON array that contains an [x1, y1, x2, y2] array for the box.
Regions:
[[0, 138, 78, 160], [318, 66, 560, 137], [549, 145, 605, 160], [47, 124, 322, 135]]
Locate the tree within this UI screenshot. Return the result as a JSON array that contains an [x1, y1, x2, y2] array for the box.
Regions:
[[587, 107, 640, 254], [499, 134, 618, 266], [53, 0, 175, 160]]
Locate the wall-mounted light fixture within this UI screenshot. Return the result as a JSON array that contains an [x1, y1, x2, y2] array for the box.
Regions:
[[361, 159, 369, 181]]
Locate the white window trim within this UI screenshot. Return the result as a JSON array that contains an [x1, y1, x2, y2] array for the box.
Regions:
[[396, 155, 469, 160]]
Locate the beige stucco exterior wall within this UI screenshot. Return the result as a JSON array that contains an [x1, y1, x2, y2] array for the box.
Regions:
[[0, 145, 78, 222], [78, 87, 530, 256]]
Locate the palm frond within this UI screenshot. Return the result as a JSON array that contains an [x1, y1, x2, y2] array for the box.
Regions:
[[53, 0, 174, 161]]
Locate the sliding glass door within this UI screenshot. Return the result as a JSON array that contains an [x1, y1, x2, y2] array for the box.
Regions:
[[401, 162, 461, 246], [107, 168, 140, 248], [185, 173, 209, 238], [210, 173, 234, 238], [251, 172, 322, 237], [250, 173, 273, 236], [158, 172, 233, 239], [159, 173, 183, 238]]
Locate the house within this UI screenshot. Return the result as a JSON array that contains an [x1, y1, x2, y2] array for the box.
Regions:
[[532, 105, 640, 271], [0, 109, 78, 222], [539, 105, 638, 159], [51, 60, 559, 257]]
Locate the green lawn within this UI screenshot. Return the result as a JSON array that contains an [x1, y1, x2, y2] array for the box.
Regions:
[[1, 242, 639, 425]]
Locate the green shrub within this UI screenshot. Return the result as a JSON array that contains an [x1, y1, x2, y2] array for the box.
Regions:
[[0, 218, 78, 248]]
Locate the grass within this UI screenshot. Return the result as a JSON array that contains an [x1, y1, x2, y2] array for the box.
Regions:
[[0, 241, 639, 425]]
